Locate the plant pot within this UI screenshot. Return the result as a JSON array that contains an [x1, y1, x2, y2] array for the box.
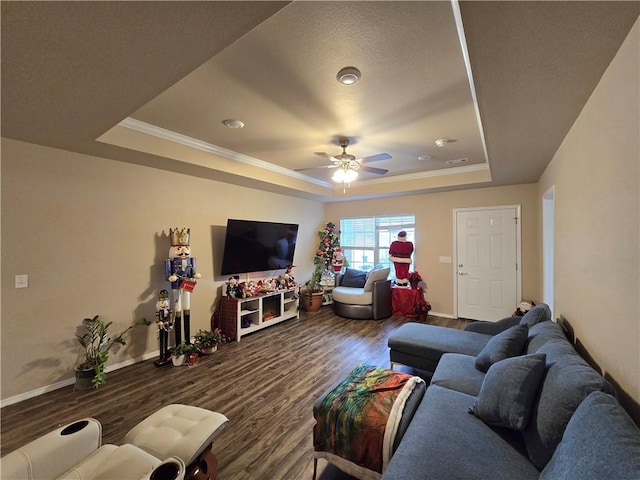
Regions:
[[303, 292, 324, 313], [188, 353, 199, 366], [201, 345, 217, 355], [171, 354, 186, 367], [74, 366, 96, 391]]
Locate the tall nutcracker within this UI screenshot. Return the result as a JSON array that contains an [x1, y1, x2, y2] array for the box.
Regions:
[[154, 289, 174, 366], [165, 228, 201, 344]]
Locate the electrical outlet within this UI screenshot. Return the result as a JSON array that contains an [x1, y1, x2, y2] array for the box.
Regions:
[[15, 275, 28, 288]]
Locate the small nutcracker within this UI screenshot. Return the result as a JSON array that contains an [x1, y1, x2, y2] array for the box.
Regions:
[[154, 289, 174, 366]]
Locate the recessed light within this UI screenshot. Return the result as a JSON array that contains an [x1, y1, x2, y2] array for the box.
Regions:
[[418, 155, 432, 161], [223, 119, 245, 129], [435, 138, 451, 147], [337, 67, 361, 86]]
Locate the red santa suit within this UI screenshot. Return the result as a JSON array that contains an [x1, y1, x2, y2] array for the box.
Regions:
[[389, 231, 413, 285]]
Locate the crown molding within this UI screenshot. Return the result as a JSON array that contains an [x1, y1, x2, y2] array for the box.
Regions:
[[118, 117, 332, 188], [346, 162, 490, 188], [119, 117, 489, 193]]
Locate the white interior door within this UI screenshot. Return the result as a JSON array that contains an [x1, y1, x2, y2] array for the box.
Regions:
[[455, 207, 520, 321]]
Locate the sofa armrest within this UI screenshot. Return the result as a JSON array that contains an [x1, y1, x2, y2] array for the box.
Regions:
[[372, 280, 392, 319], [1, 419, 101, 480], [464, 316, 520, 335]]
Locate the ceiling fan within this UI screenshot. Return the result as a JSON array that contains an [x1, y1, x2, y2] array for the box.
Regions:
[[297, 137, 391, 183]]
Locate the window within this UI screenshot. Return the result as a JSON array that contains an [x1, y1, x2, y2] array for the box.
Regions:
[[340, 215, 415, 278]]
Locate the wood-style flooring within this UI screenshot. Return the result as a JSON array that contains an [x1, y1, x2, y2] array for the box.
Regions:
[[0, 309, 470, 479]]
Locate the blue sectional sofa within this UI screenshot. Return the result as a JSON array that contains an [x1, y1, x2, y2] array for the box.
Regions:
[[383, 305, 640, 479]]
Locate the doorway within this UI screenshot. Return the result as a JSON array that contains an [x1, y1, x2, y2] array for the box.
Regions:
[[542, 187, 555, 318], [454, 206, 521, 321]]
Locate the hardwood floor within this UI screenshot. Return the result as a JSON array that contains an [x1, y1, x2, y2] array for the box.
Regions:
[[0, 309, 470, 479]]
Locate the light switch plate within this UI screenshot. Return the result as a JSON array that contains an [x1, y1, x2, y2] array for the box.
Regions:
[[15, 275, 28, 288]]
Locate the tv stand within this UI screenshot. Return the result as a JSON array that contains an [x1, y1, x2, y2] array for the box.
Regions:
[[219, 288, 299, 342]]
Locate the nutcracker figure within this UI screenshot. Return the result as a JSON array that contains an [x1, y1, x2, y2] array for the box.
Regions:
[[154, 289, 173, 366], [165, 228, 201, 344], [389, 231, 413, 286]]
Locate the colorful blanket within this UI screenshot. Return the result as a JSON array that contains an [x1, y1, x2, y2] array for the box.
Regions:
[[313, 364, 424, 479]]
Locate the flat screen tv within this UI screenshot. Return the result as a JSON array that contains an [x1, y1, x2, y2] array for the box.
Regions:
[[220, 219, 299, 276]]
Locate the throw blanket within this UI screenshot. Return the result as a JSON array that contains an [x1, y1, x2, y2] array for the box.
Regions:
[[313, 364, 424, 479]]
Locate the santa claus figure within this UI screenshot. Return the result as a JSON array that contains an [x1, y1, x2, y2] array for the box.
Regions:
[[389, 231, 414, 286], [332, 248, 345, 274]]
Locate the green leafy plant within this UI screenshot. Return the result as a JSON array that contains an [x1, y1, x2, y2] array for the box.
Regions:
[[76, 315, 150, 388], [171, 342, 199, 356], [194, 329, 222, 349]]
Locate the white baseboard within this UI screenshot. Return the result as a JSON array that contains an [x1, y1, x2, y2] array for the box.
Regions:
[[429, 311, 456, 319], [1, 350, 160, 408]]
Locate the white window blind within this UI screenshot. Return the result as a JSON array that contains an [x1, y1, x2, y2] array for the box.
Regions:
[[340, 215, 415, 277]]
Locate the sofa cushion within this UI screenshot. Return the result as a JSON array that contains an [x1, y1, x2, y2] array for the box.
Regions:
[[341, 268, 367, 288], [522, 339, 616, 470], [540, 391, 640, 480], [430, 353, 485, 397], [475, 324, 528, 373], [363, 267, 390, 292], [525, 320, 567, 354], [388, 323, 491, 365], [469, 353, 546, 431], [464, 316, 520, 335], [519, 303, 551, 327], [332, 286, 372, 306], [59, 444, 163, 480], [382, 385, 540, 480]]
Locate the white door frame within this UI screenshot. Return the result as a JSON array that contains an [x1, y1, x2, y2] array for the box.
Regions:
[[452, 205, 522, 319], [542, 186, 555, 318]]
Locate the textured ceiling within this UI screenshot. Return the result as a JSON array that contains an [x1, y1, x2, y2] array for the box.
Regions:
[[2, 1, 638, 201]]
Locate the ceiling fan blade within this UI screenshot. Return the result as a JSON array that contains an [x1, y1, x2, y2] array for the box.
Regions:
[[359, 153, 392, 163], [359, 166, 389, 175], [295, 165, 338, 172], [314, 152, 337, 161]]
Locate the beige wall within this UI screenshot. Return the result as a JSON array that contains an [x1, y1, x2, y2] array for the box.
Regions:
[[538, 19, 639, 405], [2, 19, 637, 410], [0, 139, 325, 401], [325, 183, 541, 316]]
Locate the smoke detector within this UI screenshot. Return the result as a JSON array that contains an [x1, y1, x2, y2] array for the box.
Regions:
[[223, 119, 245, 129], [337, 67, 361, 85]]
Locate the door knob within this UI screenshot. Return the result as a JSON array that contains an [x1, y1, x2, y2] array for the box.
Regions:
[[458, 271, 468, 276]]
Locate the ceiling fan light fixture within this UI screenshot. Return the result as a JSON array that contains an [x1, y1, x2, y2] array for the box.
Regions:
[[332, 167, 358, 183], [222, 119, 245, 129], [337, 67, 361, 86]]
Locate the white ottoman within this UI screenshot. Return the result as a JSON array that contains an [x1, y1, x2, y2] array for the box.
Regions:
[[125, 405, 228, 480]]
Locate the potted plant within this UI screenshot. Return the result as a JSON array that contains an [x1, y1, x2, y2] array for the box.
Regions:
[[408, 271, 423, 289], [170, 342, 198, 367], [75, 315, 150, 389], [300, 265, 324, 312], [194, 328, 222, 354], [415, 299, 432, 320]]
